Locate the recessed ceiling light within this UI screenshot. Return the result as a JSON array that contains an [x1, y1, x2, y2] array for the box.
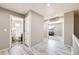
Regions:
[[47, 3, 50, 7], [15, 23, 20, 26]]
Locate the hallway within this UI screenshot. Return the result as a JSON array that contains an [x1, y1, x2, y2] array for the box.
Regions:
[[0, 3, 79, 55], [31, 36, 71, 55], [0, 36, 71, 55]]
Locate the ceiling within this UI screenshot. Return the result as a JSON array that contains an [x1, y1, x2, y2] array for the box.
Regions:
[[0, 3, 46, 15], [0, 3, 79, 19]]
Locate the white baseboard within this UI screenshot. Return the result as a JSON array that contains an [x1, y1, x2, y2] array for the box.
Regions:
[[0, 48, 9, 52]]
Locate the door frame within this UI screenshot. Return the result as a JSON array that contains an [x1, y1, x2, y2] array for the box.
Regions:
[[9, 15, 24, 49]]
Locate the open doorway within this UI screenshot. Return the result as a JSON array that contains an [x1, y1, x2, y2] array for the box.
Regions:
[[10, 15, 23, 48], [48, 16, 64, 42]]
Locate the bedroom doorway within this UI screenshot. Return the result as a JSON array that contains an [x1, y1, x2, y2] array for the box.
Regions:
[[10, 15, 24, 48]]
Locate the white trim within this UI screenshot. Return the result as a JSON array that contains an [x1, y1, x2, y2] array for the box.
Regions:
[[72, 34, 79, 55], [9, 15, 12, 49], [0, 48, 9, 52], [72, 34, 79, 46]]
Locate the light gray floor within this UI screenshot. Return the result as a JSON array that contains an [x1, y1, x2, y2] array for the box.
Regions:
[[31, 36, 71, 55], [0, 36, 71, 55]]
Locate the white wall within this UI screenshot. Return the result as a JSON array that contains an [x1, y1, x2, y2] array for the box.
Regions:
[[31, 11, 44, 47], [64, 11, 74, 46], [50, 23, 63, 36], [25, 10, 44, 47], [72, 13, 79, 55], [48, 17, 64, 38], [0, 9, 10, 50], [74, 14, 79, 39], [25, 12, 31, 46], [0, 8, 24, 50], [44, 20, 48, 40], [55, 23, 62, 36]]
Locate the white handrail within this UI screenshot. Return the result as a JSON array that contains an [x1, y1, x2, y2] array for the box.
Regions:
[[72, 34, 79, 46]]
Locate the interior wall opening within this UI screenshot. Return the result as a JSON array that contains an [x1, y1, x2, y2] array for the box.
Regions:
[[10, 15, 24, 47], [48, 16, 64, 43]]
